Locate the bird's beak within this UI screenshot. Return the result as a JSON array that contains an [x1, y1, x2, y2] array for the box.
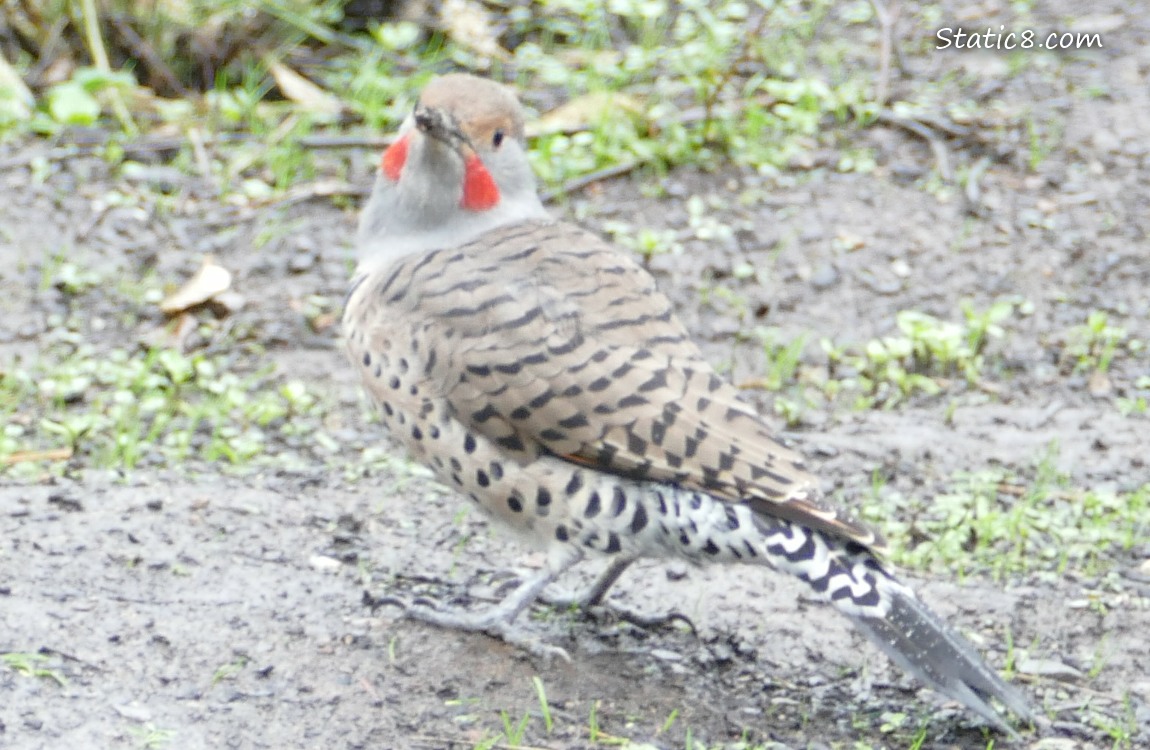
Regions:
[[413, 102, 476, 160]]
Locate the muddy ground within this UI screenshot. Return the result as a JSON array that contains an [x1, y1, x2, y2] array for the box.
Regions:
[[2, 5, 1150, 750]]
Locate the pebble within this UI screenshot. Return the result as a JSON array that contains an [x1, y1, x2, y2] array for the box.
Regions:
[[289, 251, 317, 273], [810, 263, 840, 289], [308, 554, 342, 572], [1016, 656, 1083, 680], [114, 702, 153, 722], [1028, 739, 1079, 750]]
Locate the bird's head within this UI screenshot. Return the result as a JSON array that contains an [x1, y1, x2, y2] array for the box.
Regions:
[[357, 74, 546, 266]]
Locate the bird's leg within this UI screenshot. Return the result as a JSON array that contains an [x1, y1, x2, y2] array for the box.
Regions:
[[378, 547, 584, 661], [542, 556, 634, 608], [542, 557, 697, 634]]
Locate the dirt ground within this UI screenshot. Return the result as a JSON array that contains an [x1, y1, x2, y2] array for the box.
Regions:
[[2, 5, 1149, 750]]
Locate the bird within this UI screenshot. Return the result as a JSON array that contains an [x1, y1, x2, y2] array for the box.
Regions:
[[341, 72, 1034, 735]]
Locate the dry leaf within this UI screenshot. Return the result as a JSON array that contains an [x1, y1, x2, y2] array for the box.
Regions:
[[160, 256, 232, 315], [530, 91, 646, 137], [266, 60, 343, 117]]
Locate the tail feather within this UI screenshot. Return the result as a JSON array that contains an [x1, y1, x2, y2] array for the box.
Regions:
[[631, 487, 1033, 732], [849, 585, 1034, 735], [744, 512, 1033, 733]]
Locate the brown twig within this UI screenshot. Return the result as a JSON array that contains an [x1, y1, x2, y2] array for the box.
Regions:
[[1, 447, 74, 465], [874, 109, 955, 181], [869, 0, 901, 106], [106, 13, 188, 97], [539, 160, 640, 204]]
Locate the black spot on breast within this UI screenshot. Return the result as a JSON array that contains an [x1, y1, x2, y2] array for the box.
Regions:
[[476, 469, 490, 487], [630, 504, 648, 533], [584, 491, 601, 518], [611, 487, 627, 517], [604, 533, 621, 554], [507, 495, 523, 513], [463, 434, 477, 454], [555, 525, 569, 542]]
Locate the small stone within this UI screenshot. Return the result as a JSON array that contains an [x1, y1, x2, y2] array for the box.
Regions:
[[309, 554, 342, 572], [1028, 739, 1080, 750], [810, 263, 840, 289], [1091, 129, 1120, 154], [1016, 656, 1083, 680], [1087, 370, 1111, 396], [208, 291, 246, 316], [114, 703, 153, 722], [289, 252, 317, 273]]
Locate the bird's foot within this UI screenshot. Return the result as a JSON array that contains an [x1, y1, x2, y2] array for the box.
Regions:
[[403, 597, 571, 661], [540, 589, 696, 635], [363, 561, 574, 662]]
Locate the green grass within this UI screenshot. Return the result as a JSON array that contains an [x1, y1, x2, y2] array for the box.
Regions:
[[1, 651, 68, 687], [1, 341, 330, 476], [1, 0, 887, 198], [1061, 310, 1135, 375], [127, 724, 177, 750], [865, 444, 1150, 579]]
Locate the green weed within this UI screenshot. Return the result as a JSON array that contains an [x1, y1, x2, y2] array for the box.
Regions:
[[869, 444, 1150, 578], [1, 341, 328, 476], [1, 652, 68, 687], [1062, 311, 1129, 374]]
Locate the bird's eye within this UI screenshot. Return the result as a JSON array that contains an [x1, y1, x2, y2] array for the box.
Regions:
[[492, 129, 505, 148]]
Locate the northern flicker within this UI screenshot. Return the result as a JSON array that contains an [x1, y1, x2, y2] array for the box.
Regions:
[[342, 73, 1033, 734]]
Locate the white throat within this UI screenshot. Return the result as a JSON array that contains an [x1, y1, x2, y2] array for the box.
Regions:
[[355, 178, 549, 275]]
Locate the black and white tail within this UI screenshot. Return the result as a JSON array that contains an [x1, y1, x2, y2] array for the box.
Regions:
[[618, 484, 1034, 733], [754, 510, 1034, 734]]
